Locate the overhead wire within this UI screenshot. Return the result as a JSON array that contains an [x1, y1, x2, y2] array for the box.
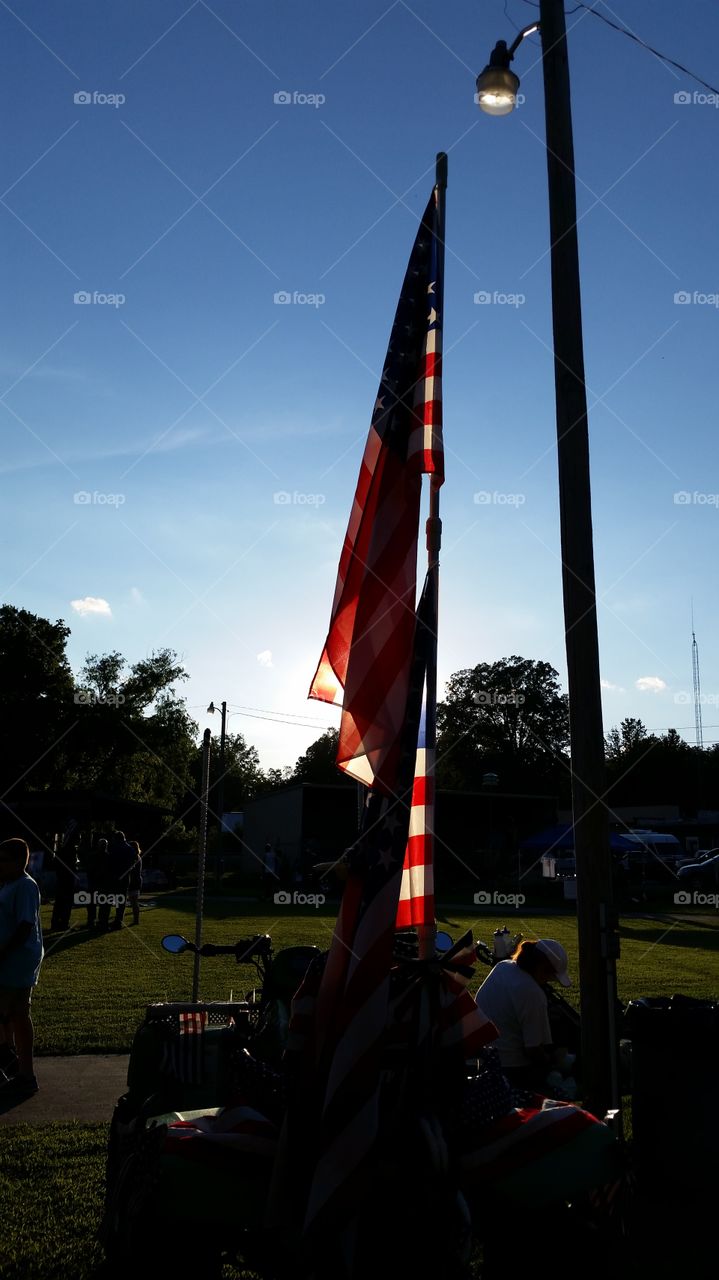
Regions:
[[517, 0, 719, 96]]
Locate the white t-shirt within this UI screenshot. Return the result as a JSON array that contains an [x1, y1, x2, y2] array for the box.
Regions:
[[474, 960, 552, 1069]]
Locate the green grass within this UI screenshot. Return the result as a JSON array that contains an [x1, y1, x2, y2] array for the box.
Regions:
[[0, 1123, 261, 1280], [0, 1121, 480, 1280], [5, 902, 719, 1278], [32, 897, 719, 1054], [0, 1124, 107, 1280]]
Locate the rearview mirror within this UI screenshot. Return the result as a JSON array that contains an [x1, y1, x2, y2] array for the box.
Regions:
[[435, 931, 454, 954], [161, 934, 191, 954]]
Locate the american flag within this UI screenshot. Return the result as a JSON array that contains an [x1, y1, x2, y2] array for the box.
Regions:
[[309, 186, 444, 792], [159, 1009, 207, 1085], [301, 569, 435, 1238], [396, 690, 435, 928]]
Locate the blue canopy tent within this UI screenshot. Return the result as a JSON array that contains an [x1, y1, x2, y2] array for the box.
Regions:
[[521, 824, 636, 853]]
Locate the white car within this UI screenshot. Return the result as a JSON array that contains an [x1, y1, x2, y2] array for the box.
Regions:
[[141, 869, 168, 890]]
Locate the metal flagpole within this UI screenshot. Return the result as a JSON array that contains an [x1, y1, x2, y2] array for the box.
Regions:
[[193, 727, 211, 1001], [417, 152, 447, 962]]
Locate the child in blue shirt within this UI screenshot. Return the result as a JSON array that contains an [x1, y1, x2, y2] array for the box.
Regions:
[[0, 838, 44, 1097]]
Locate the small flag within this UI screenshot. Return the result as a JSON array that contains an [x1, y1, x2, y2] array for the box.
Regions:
[[160, 1009, 207, 1085]]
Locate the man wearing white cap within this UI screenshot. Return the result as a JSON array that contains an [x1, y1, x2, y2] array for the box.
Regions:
[[475, 938, 572, 1088]]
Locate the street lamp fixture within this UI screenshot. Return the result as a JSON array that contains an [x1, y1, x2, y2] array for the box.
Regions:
[[207, 700, 228, 880], [475, 23, 539, 115], [474, 0, 620, 1119]]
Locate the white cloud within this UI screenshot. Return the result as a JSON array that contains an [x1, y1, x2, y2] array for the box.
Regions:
[[257, 650, 273, 668], [636, 676, 667, 694], [601, 679, 625, 692], [71, 596, 112, 618], [129, 587, 144, 605]]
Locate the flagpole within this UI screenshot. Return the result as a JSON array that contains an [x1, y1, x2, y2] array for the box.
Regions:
[[417, 152, 447, 962]]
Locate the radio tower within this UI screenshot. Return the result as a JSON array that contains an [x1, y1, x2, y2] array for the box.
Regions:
[[692, 605, 704, 749]]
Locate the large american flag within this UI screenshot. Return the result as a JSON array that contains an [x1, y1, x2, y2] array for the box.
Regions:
[[301, 570, 435, 1240], [309, 186, 444, 792], [396, 689, 435, 928]]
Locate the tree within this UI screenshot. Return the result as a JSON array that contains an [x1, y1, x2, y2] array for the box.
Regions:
[[292, 728, 341, 785], [188, 731, 266, 818], [605, 717, 649, 761], [0, 605, 75, 796], [604, 719, 704, 808], [70, 649, 197, 810], [436, 657, 570, 794]]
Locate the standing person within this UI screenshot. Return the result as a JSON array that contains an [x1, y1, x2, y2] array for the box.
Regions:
[[474, 938, 572, 1090], [50, 821, 79, 933], [84, 838, 108, 929], [127, 841, 143, 926], [107, 831, 135, 929], [261, 841, 279, 900], [0, 838, 44, 1098]]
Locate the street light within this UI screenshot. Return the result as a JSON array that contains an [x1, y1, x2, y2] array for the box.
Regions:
[[475, 24, 538, 116], [476, 0, 620, 1120], [207, 700, 227, 880]]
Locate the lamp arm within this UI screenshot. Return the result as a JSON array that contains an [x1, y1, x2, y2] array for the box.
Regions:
[[507, 22, 540, 60]]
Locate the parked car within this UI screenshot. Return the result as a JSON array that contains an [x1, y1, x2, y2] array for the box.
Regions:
[[676, 851, 719, 889], [141, 869, 168, 890]]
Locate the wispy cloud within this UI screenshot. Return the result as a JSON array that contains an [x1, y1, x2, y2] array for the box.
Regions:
[[601, 678, 625, 692], [0, 426, 213, 476], [257, 649, 273, 668], [636, 676, 667, 694], [71, 596, 112, 618]]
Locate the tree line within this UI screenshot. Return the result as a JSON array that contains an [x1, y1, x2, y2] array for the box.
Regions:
[[2, 605, 716, 838]]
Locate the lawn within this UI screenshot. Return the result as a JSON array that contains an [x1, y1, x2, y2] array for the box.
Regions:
[[31, 895, 719, 1055], [3, 898, 718, 1279], [0, 1123, 262, 1280]]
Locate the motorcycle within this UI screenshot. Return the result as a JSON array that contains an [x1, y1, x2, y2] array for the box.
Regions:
[[101, 932, 321, 1277], [101, 928, 626, 1279]]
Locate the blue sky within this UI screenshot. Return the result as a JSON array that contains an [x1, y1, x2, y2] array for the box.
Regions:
[[2, 0, 718, 770]]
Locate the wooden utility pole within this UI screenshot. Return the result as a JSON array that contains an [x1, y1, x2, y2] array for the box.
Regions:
[[193, 727, 211, 1001], [539, 0, 620, 1118]]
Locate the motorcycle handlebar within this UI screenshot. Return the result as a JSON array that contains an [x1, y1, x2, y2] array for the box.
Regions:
[[162, 933, 272, 959], [199, 935, 272, 961]]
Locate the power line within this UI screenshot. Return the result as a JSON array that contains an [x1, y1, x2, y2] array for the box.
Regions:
[[519, 0, 719, 96], [189, 703, 336, 730]]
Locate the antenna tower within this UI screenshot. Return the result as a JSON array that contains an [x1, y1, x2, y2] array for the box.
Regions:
[[692, 605, 703, 749]]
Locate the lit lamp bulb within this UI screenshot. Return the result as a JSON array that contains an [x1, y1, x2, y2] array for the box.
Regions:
[[475, 33, 533, 117], [475, 65, 520, 116]]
